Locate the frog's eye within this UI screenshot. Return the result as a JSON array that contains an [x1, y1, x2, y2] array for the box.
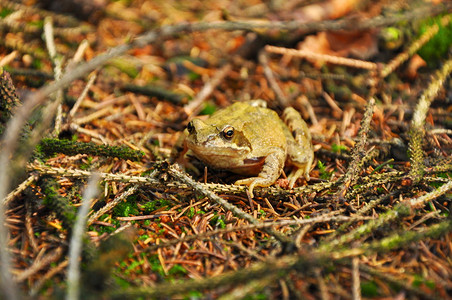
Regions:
[[222, 126, 234, 139], [187, 121, 194, 133]]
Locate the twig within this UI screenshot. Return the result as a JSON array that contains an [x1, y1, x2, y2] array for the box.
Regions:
[[66, 173, 100, 300], [3, 174, 37, 206], [184, 63, 232, 116], [44, 17, 64, 137], [351, 257, 361, 300], [14, 247, 63, 282], [259, 50, 289, 106], [25, 200, 39, 252], [409, 180, 452, 208], [168, 164, 292, 246], [408, 57, 452, 182], [29, 260, 68, 296], [266, 45, 378, 70], [1, 0, 80, 26], [314, 268, 330, 300], [319, 203, 411, 252], [88, 185, 138, 225], [339, 98, 375, 198], [28, 163, 335, 197], [69, 72, 97, 118]]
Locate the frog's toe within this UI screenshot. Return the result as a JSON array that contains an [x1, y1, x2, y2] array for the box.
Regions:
[[235, 177, 272, 198], [287, 168, 310, 189]]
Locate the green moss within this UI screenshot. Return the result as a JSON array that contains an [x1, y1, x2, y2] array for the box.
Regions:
[[138, 199, 170, 213], [210, 215, 226, 228], [38, 138, 144, 161], [168, 264, 187, 276], [417, 14, 452, 66], [413, 274, 436, 290], [41, 178, 76, 229], [200, 102, 217, 115], [113, 198, 139, 217], [0, 8, 13, 18], [361, 280, 379, 297]]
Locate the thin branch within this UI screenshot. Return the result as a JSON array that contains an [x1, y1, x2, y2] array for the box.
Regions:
[[352, 257, 361, 300], [66, 174, 100, 300], [266, 45, 377, 70], [259, 50, 289, 106], [408, 57, 452, 182], [168, 164, 292, 246], [87, 185, 138, 225], [339, 98, 375, 198], [184, 63, 232, 116]]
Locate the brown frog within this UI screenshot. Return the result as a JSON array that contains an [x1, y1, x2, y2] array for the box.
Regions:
[[184, 100, 314, 197]]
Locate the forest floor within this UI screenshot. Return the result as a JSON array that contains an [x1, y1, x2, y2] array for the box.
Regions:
[[0, 0, 452, 299]]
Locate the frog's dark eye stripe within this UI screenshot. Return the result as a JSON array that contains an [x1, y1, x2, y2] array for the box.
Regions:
[[222, 126, 234, 139], [187, 121, 194, 133]]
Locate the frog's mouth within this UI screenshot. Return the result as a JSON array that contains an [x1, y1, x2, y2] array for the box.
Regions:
[[187, 140, 251, 157]]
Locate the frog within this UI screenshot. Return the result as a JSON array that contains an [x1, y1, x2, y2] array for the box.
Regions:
[[184, 100, 314, 197]]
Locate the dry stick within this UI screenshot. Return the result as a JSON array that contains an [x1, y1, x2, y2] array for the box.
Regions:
[[43, 17, 64, 137], [28, 163, 335, 196], [25, 200, 39, 252], [319, 203, 411, 252], [2, 0, 78, 25], [66, 174, 100, 300], [3, 174, 37, 205], [168, 164, 292, 246], [266, 45, 378, 70], [65, 39, 90, 72], [87, 185, 138, 225], [184, 63, 232, 116], [0, 50, 17, 67], [339, 98, 375, 198], [29, 260, 68, 297], [380, 14, 451, 78], [327, 192, 397, 242], [259, 50, 289, 106], [68, 73, 97, 118], [351, 257, 361, 300], [409, 180, 452, 208], [14, 247, 63, 282], [408, 57, 452, 182], [314, 268, 330, 300]]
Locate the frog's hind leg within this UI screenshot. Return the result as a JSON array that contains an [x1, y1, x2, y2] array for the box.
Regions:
[[282, 107, 314, 188], [234, 148, 285, 197]]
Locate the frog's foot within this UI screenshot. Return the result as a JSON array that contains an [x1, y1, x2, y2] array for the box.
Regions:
[[235, 149, 285, 197], [235, 177, 273, 198], [287, 168, 310, 189]]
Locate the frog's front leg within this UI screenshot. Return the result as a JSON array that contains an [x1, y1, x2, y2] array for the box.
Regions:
[[234, 148, 285, 197], [282, 107, 314, 188]]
